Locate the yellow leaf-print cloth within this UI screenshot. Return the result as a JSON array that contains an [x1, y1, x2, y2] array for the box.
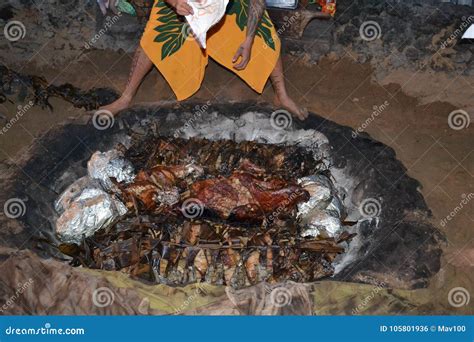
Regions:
[[140, 0, 281, 100]]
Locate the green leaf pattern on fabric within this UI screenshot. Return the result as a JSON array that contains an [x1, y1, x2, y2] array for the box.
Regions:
[[153, 1, 190, 60], [153, 0, 276, 60]]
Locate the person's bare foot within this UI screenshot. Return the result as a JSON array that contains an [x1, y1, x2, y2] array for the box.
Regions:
[[274, 94, 308, 121], [98, 95, 132, 116]]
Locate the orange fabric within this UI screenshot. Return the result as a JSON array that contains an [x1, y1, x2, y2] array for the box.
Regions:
[[140, 0, 281, 100]]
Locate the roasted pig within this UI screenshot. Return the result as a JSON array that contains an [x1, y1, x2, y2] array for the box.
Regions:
[[189, 171, 309, 221]]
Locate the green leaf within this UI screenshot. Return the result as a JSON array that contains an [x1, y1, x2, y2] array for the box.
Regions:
[[116, 0, 137, 16], [153, 1, 189, 60]]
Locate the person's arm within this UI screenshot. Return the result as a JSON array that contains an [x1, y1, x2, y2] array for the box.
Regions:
[[246, 0, 265, 42], [167, 0, 194, 16], [233, 0, 266, 70]]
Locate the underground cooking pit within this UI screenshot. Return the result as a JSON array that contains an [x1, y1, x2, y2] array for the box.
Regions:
[[7, 102, 444, 290]]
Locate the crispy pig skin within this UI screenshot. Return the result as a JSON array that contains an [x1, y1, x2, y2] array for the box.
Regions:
[[190, 172, 309, 221]]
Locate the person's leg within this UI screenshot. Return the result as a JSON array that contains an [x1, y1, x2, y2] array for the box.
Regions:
[[270, 56, 308, 120], [99, 45, 153, 115]]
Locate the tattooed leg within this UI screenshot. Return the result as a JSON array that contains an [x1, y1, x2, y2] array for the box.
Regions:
[[271, 56, 308, 120], [244, 0, 307, 120], [99, 46, 153, 115]]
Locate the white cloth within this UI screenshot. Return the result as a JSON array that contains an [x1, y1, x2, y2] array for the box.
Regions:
[[462, 24, 474, 39], [185, 0, 229, 49]]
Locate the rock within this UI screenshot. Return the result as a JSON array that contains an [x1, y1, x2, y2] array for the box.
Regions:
[[281, 0, 474, 74]]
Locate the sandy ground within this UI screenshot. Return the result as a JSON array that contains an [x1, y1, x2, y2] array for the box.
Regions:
[[0, 47, 472, 314]]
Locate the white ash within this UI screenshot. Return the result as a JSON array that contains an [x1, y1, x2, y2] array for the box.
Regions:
[[179, 111, 331, 164], [327, 167, 378, 275]]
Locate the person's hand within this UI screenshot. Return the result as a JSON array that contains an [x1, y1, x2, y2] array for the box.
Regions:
[[167, 0, 194, 16], [232, 38, 253, 70]]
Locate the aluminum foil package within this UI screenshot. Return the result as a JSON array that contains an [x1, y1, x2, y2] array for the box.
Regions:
[[297, 175, 334, 215], [56, 188, 127, 245], [54, 176, 99, 214], [87, 150, 135, 191], [298, 207, 343, 238], [326, 194, 345, 219], [297, 174, 344, 238]]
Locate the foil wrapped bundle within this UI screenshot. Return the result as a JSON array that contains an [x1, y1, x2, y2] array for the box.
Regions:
[[55, 149, 136, 245], [297, 174, 345, 238], [87, 150, 135, 191], [54, 176, 99, 214], [56, 188, 127, 245]]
